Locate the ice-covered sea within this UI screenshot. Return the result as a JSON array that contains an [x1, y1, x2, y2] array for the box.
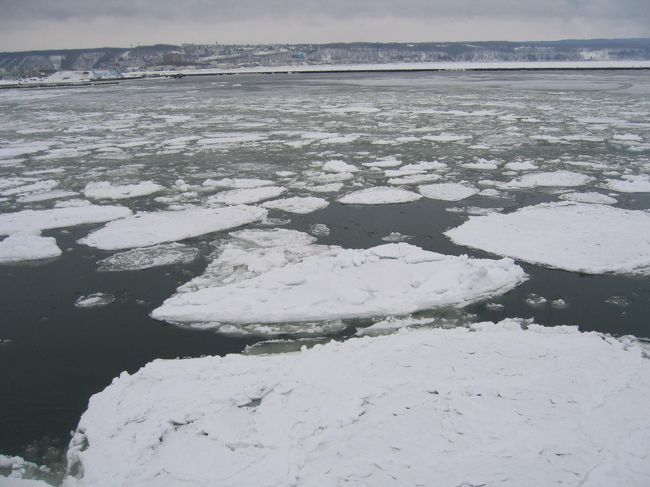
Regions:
[[1, 71, 650, 485]]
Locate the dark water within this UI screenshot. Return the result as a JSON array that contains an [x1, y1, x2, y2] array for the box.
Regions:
[[0, 71, 649, 471]]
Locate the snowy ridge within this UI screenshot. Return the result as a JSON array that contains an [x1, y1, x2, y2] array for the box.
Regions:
[[63, 320, 650, 487]]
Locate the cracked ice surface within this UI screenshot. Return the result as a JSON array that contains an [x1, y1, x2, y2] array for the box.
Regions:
[[63, 320, 650, 487], [446, 202, 650, 274], [152, 231, 526, 327]]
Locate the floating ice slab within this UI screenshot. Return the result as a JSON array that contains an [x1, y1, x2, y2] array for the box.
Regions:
[[63, 320, 650, 487], [0, 233, 61, 263], [262, 197, 329, 214], [338, 186, 422, 205], [78, 206, 266, 250], [0, 205, 131, 236], [418, 183, 478, 201], [17, 190, 78, 203], [503, 171, 594, 189], [446, 202, 650, 274], [97, 243, 200, 272], [321, 160, 358, 173], [152, 241, 525, 325], [83, 181, 163, 200], [559, 191, 617, 205], [207, 186, 286, 205], [202, 178, 275, 189], [604, 175, 650, 193], [1, 179, 59, 197], [74, 293, 115, 308]]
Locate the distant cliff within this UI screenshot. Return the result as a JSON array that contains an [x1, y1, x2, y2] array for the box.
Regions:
[[2, 38, 649, 78]]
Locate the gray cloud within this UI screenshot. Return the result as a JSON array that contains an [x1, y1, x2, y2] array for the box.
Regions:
[[3, 0, 649, 23]]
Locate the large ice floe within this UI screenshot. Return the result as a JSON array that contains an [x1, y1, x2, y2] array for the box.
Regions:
[[502, 170, 594, 189], [0, 205, 131, 235], [78, 206, 266, 250], [446, 202, 650, 274], [151, 229, 525, 329], [62, 320, 650, 487], [338, 186, 422, 205], [206, 186, 286, 205], [82, 181, 163, 200]]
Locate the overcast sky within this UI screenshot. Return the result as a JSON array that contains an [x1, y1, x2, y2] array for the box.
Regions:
[[2, 0, 649, 51]]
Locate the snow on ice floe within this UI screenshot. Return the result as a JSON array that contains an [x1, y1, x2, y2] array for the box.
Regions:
[[207, 186, 286, 205], [262, 197, 329, 214], [0, 233, 61, 263], [83, 181, 163, 200], [63, 320, 650, 487], [503, 170, 594, 189], [446, 202, 650, 275], [418, 183, 479, 201], [0, 205, 131, 236], [97, 243, 200, 272], [321, 160, 359, 173], [74, 293, 115, 308], [559, 191, 617, 205], [78, 206, 266, 250], [17, 190, 78, 203], [338, 187, 422, 205], [152, 235, 526, 327], [362, 156, 402, 168], [604, 175, 650, 193], [201, 178, 274, 189]]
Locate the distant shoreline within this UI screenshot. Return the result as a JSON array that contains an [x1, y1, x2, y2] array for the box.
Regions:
[[2, 60, 649, 89]]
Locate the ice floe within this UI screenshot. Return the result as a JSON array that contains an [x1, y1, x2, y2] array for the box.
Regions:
[[503, 171, 594, 189], [152, 238, 525, 326], [17, 190, 78, 203], [418, 183, 479, 201], [201, 178, 274, 189], [97, 243, 200, 272], [0, 233, 62, 264], [207, 186, 286, 206], [338, 187, 422, 205], [321, 160, 359, 173], [604, 175, 650, 193], [63, 320, 650, 487], [446, 202, 650, 274], [559, 191, 617, 205], [78, 206, 266, 250], [0, 205, 131, 236], [261, 197, 329, 214], [83, 181, 163, 200], [74, 293, 115, 308]]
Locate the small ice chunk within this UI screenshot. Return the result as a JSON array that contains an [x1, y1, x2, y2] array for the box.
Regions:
[[308, 224, 330, 237], [262, 197, 329, 214], [381, 232, 413, 242], [356, 316, 436, 336], [321, 160, 359, 173], [338, 187, 422, 205], [75, 293, 115, 308], [419, 183, 478, 201], [207, 186, 286, 205], [97, 243, 200, 272], [79, 206, 266, 250], [83, 181, 163, 200], [551, 299, 568, 309], [525, 293, 547, 308], [0, 232, 61, 263]]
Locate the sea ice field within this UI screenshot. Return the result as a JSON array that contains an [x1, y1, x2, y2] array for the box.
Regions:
[[1, 70, 650, 486]]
